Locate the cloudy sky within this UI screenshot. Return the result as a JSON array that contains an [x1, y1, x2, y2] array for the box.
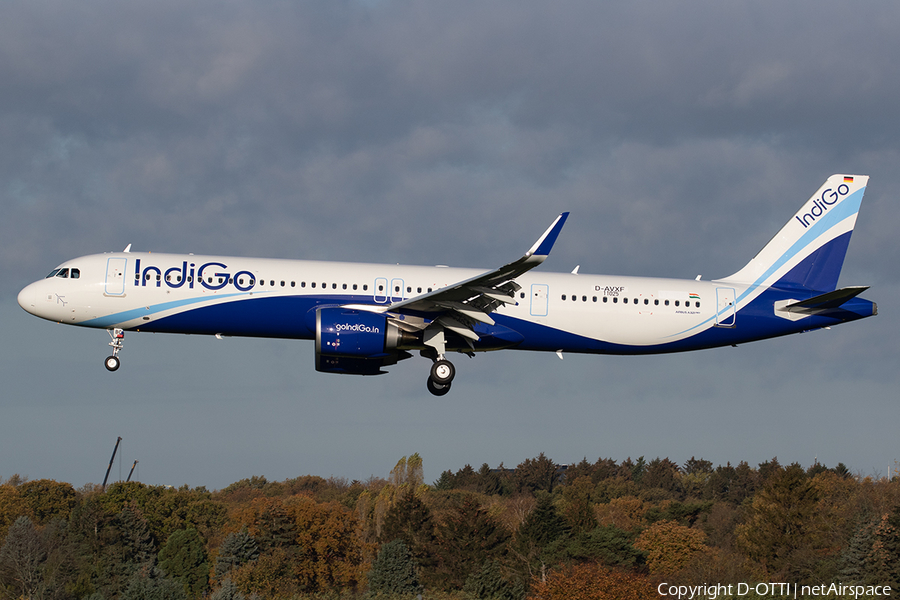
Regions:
[[3, 0, 899, 490]]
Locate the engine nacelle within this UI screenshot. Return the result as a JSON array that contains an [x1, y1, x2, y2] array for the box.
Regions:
[[315, 307, 412, 375]]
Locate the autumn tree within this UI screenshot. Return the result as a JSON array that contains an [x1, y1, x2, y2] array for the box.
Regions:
[[558, 477, 596, 534], [0, 486, 26, 542], [866, 507, 900, 589], [527, 562, 656, 600], [633, 520, 707, 575], [286, 496, 368, 592], [0, 516, 47, 600], [18, 480, 77, 526]]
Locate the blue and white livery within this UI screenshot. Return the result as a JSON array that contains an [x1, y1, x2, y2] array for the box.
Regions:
[[18, 174, 876, 395]]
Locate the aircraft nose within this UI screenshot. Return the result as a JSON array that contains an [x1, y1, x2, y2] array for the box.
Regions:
[[17, 283, 37, 314]]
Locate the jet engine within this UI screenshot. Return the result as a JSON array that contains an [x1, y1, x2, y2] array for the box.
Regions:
[[314, 307, 414, 375]]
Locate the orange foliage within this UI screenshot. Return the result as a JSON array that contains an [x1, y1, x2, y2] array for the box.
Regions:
[[0, 485, 28, 540], [528, 562, 656, 600], [593, 496, 645, 530], [284, 495, 370, 590], [633, 520, 708, 575]]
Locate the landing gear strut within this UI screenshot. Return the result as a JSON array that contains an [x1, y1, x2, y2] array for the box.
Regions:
[[105, 329, 124, 372], [427, 357, 456, 396]]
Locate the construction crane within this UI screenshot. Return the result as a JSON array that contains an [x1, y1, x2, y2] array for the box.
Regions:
[[102, 437, 121, 491], [127, 460, 139, 482]]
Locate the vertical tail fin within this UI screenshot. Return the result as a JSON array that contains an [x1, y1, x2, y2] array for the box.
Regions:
[[722, 174, 868, 292]]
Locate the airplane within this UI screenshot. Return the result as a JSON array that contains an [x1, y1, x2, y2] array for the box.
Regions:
[[18, 174, 876, 396]]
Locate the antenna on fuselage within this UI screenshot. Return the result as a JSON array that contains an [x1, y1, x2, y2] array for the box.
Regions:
[[123, 244, 132, 253]]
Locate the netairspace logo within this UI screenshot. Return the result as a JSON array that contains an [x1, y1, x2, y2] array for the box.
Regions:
[[657, 582, 892, 599]]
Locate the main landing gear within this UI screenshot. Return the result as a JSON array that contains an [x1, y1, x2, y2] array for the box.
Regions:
[[105, 328, 125, 372], [426, 358, 456, 396]]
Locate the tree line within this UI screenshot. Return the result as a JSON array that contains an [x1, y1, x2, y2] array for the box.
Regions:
[[1, 453, 899, 600]]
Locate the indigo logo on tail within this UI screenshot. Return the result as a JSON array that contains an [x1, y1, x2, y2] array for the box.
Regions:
[[794, 184, 851, 229]]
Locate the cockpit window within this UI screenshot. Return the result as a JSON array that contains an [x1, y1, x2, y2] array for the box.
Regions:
[[71, 268, 80, 279], [46, 269, 61, 278], [55, 269, 69, 278]]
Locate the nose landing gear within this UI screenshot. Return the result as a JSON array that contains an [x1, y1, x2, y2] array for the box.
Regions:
[[105, 329, 124, 371]]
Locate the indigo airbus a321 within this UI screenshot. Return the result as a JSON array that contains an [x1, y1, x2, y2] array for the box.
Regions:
[[18, 174, 876, 396]]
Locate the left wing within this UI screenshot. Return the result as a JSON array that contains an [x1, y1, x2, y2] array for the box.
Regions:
[[382, 213, 569, 355]]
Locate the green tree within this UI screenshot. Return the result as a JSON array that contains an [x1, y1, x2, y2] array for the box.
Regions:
[[839, 519, 875, 584], [379, 488, 437, 583], [367, 539, 420, 597], [543, 524, 645, 569], [511, 493, 568, 582], [435, 495, 510, 590], [736, 464, 820, 578], [463, 560, 523, 600], [641, 458, 682, 497], [215, 528, 259, 579], [158, 528, 209, 598], [513, 454, 560, 495], [121, 569, 187, 600]]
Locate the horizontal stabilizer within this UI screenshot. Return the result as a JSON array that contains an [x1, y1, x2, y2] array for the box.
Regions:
[[783, 286, 869, 312]]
